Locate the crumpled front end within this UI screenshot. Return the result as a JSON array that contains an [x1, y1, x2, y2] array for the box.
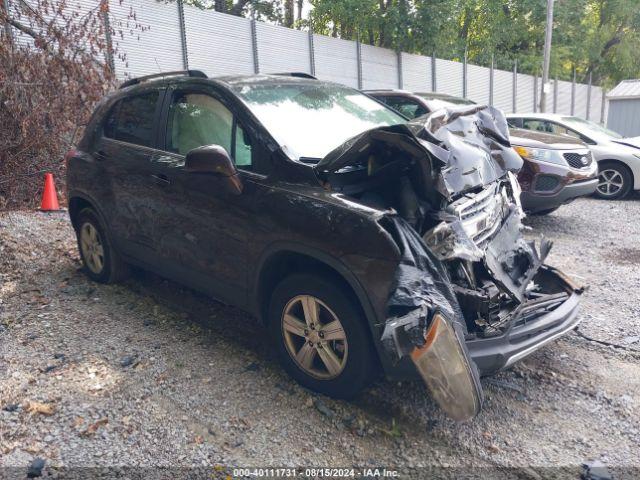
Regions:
[[315, 105, 584, 421]]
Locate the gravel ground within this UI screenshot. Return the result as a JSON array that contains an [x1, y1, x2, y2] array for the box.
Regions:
[[1, 196, 639, 479]]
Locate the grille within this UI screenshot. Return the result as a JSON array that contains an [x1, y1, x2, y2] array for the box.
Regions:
[[423, 182, 512, 260], [452, 184, 508, 250], [563, 152, 592, 169], [534, 175, 560, 192]]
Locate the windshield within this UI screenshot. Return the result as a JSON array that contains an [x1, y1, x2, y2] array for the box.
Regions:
[[560, 116, 624, 139], [232, 83, 405, 160]]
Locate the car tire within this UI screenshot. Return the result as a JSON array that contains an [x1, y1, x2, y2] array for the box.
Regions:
[[596, 161, 633, 199], [75, 207, 129, 283], [268, 273, 377, 399]]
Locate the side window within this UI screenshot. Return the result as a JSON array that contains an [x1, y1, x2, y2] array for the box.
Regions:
[[550, 123, 581, 139], [166, 92, 253, 169], [507, 118, 522, 128], [167, 93, 232, 155], [522, 119, 553, 133], [103, 92, 159, 147], [383, 97, 428, 119], [234, 123, 252, 168]]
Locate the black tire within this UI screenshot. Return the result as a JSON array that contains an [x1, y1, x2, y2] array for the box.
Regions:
[[75, 207, 129, 283], [530, 206, 559, 216], [595, 161, 633, 199], [268, 273, 377, 399]]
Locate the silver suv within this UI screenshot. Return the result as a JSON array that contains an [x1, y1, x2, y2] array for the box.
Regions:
[[507, 113, 640, 199]]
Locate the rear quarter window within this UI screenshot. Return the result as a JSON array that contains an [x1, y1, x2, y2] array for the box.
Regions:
[[103, 92, 159, 147], [507, 118, 523, 128]]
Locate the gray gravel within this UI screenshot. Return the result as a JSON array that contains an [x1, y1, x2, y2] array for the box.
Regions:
[[1, 196, 639, 479]]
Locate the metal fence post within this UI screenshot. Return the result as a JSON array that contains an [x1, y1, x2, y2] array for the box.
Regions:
[[308, 28, 315, 76], [533, 74, 538, 113], [601, 89, 606, 123], [177, 0, 189, 70], [397, 51, 403, 89], [431, 52, 436, 91], [512, 59, 517, 113], [553, 77, 558, 113], [356, 36, 363, 90], [102, 5, 115, 73], [586, 72, 592, 120], [489, 54, 494, 106], [462, 51, 467, 98], [250, 19, 259, 74], [570, 68, 576, 115]]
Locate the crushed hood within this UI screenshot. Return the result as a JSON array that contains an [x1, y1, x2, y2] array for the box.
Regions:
[[314, 105, 523, 200]]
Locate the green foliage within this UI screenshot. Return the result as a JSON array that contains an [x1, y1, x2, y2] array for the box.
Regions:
[[304, 0, 640, 86], [179, 0, 640, 86]]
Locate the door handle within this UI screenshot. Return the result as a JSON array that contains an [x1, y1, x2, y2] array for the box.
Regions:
[[151, 173, 170, 186]]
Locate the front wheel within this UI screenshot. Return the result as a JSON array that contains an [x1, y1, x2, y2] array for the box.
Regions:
[[596, 161, 633, 199], [268, 273, 377, 399]]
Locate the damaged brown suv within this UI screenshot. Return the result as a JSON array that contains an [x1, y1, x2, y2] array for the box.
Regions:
[[67, 72, 583, 420]]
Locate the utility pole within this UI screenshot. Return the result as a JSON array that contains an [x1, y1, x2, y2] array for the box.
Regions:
[[539, 0, 554, 112]]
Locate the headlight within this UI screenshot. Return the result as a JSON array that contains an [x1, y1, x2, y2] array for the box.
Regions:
[[512, 145, 567, 166]]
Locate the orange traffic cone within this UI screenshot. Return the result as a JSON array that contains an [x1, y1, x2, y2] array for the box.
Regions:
[[40, 173, 60, 211]]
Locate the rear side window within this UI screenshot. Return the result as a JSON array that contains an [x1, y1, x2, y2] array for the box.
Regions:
[[103, 92, 159, 147]]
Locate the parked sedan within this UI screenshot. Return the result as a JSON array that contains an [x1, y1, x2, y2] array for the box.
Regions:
[[367, 90, 598, 213], [507, 113, 640, 199]]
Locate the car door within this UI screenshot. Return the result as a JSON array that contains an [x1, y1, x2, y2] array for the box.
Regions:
[[92, 89, 164, 262], [148, 86, 260, 306]]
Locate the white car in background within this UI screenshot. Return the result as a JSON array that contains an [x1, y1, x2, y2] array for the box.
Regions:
[[507, 113, 640, 199]]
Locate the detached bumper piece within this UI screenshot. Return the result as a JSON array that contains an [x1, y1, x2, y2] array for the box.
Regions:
[[410, 315, 482, 421], [382, 309, 483, 422]]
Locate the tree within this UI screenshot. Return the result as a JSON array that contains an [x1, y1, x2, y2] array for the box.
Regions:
[[284, 0, 294, 27], [0, 0, 139, 207]]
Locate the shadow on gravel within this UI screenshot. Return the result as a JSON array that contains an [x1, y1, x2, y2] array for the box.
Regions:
[[123, 267, 274, 360], [104, 264, 560, 434], [605, 247, 640, 265], [523, 210, 583, 235]]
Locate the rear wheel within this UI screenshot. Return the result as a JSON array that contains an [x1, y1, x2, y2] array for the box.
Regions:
[[596, 161, 633, 199], [268, 273, 376, 399], [75, 208, 129, 283]]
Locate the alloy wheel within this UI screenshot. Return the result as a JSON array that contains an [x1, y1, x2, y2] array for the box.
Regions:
[[281, 295, 348, 380], [597, 169, 624, 197], [80, 222, 105, 274]]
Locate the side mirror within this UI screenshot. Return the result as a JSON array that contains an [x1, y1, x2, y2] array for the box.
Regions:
[[185, 145, 243, 194]]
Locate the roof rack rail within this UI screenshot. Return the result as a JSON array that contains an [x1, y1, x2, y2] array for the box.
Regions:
[[273, 72, 317, 80], [119, 70, 207, 89]]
